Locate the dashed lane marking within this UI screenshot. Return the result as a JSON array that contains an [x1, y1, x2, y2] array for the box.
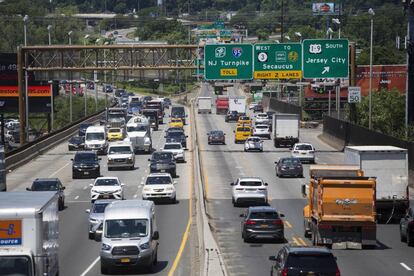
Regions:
[[74, 195, 79, 200], [400, 263, 412, 271]]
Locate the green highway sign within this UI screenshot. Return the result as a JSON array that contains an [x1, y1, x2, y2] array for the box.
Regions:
[[253, 43, 302, 79], [204, 44, 253, 80], [302, 39, 349, 78]]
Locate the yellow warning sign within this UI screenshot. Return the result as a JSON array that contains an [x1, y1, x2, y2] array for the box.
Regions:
[[253, 70, 302, 79], [220, 68, 237, 76]]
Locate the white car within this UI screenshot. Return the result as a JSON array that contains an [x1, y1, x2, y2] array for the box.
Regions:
[[142, 173, 177, 203], [291, 143, 315, 163], [255, 113, 270, 125], [249, 102, 259, 110], [244, 136, 264, 152], [107, 142, 135, 170], [161, 142, 185, 162], [90, 177, 124, 202], [231, 177, 268, 206], [253, 124, 271, 139]]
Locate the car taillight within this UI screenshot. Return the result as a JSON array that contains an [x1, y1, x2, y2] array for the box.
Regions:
[[293, 151, 299, 153], [281, 268, 288, 276], [246, 220, 256, 225], [336, 267, 341, 276], [309, 150, 315, 153], [272, 219, 283, 225]]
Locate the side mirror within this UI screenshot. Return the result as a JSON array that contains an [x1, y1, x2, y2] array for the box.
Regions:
[[186, 135, 188, 138], [98, 158, 102, 161], [239, 214, 245, 218], [85, 209, 90, 214], [164, 136, 167, 138], [269, 256, 277, 261], [173, 181, 177, 185], [62, 186, 66, 190], [148, 158, 151, 161], [152, 231, 159, 240], [224, 133, 226, 135], [26, 187, 31, 191], [233, 130, 235, 133], [264, 183, 268, 186], [301, 184, 307, 198], [89, 183, 94, 187], [70, 158, 74, 161], [274, 161, 278, 164], [121, 183, 125, 186], [94, 232, 102, 242], [230, 182, 235, 186], [289, 148, 293, 151], [279, 213, 285, 218]]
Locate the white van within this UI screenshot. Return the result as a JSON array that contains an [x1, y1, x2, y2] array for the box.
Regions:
[[96, 200, 159, 274], [85, 126, 108, 154]]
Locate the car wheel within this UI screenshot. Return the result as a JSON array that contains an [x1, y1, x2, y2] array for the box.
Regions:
[[88, 232, 94, 240], [100, 262, 111, 275], [172, 196, 177, 204], [401, 226, 407, 242], [208, 142, 210, 145], [172, 171, 177, 178], [72, 173, 77, 179], [243, 235, 250, 243], [408, 231, 414, 246], [108, 167, 112, 171]]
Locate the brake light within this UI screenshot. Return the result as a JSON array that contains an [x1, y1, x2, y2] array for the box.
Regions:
[[293, 151, 299, 153], [246, 220, 256, 225], [336, 267, 341, 276], [281, 268, 288, 276], [309, 150, 315, 153], [272, 219, 283, 225], [319, 224, 332, 230]]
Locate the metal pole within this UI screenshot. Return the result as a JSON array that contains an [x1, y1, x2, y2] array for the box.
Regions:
[[405, 23, 409, 137], [338, 27, 341, 39], [328, 89, 331, 116], [70, 82, 73, 122], [84, 83, 87, 117], [48, 31, 51, 45], [50, 82, 54, 130], [280, 0, 284, 43], [94, 71, 98, 112], [369, 17, 374, 129], [25, 71, 29, 141], [18, 47, 26, 145], [336, 83, 340, 119], [23, 24, 27, 46], [299, 85, 302, 107]]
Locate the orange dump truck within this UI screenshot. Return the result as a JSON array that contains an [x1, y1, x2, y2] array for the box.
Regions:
[[302, 165, 377, 249]]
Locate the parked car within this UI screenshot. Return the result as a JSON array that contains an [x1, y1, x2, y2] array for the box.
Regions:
[[240, 206, 285, 242], [231, 177, 268, 207], [78, 123, 93, 136], [275, 157, 303, 178], [142, 173, 177, 203], [72, 151, 101, 179], [26, 178, 65, 210], [149, 151, 177, 177], [253, 124, 271, 139], [244, 136, 264, 152], [291, 143, 316, 163], [400, 207, 414, 246], [269, 245, 340, 276], [161, 142, 185, 162], [86, 199, 115, 239], [207, 130, 226, 145], [90, 177, 124, 202], [68, 136, 85, 151]]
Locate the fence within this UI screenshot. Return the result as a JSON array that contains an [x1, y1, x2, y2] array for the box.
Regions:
[[267, 97, 302, 119]]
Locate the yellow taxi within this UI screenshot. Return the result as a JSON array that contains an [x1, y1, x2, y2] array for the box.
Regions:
[[234, 124, 252, 143], [237, 115, 252, 126], [169, 118, 184, 129], [107, 127, 123, 141]]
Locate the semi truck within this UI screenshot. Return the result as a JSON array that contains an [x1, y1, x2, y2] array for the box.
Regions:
[[0, 192, 59, 275], [302, 165, 377, 249], [344, 145, 409, 222], [229, 96, 246, 115], [215, 96, 229, 114], [197, 97, 213, 114], [272, 113, 300, 147], [125, 115, 152, 153]]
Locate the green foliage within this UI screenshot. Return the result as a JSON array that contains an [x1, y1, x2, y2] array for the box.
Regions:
[[135, 19, 188, 44]]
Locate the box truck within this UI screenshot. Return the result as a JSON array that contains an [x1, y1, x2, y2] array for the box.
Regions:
[[197, 97, 213, 114], [272, 114, 300, 147], [229, 96, 246, 114], [344, 145, 409, 222], [0, 192, 59, 276]]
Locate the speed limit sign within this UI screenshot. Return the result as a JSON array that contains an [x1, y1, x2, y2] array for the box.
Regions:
[[348, 86, 361, 103]]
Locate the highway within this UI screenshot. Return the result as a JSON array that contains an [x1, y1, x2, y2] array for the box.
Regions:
[[7, 106, 195, 276], [195, 82, 414, 276]]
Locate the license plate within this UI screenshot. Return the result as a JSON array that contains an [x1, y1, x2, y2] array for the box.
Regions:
[[160, 169, 166, 172], [103, 195, 109, 199], [301, 152, 306, 155], [120, 258, 130, 263], [260, 224, 268, 228], [84, 171, 89, 175]]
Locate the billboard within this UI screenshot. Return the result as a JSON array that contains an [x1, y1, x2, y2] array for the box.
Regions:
[[0, 220, 22, 246], [312, 3, 337, 15]]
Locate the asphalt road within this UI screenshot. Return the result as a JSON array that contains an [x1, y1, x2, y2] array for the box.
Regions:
[[7, 106, 193, 276], [195, 82, 414, 276]]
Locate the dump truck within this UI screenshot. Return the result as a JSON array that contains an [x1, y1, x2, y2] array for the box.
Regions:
[[215, 95, 229, 114], [302, 165, 377, 249], [0, 192, 60, 275], [344, 145, 409, 222]]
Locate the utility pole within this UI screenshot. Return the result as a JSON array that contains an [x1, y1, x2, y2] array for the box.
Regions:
[[404, 2, 414, 126]]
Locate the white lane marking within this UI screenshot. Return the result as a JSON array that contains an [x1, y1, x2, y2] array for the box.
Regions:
[[80, 256, 100, 276], [400, 263, 412, 271], [74, 195, 79, 200], [48, 161, 71, 177], [83, 186, 88, 190], [133, 194, 138, 198], [147, 164, 150, 167], [66, 200, 91, 203]]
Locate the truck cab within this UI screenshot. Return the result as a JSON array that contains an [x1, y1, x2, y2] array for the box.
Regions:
[[125, 115, 152, 153]]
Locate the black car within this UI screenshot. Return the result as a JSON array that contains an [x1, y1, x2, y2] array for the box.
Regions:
[[269, 245, 340, 276], [114, 89, 126, 98], [165, 127, 184, 134], [225, 110, 239, 122], [104, 84, 113, 93], [72, 151, 101, 179], [165, 131, 188, 148], [275, 157, 303, 178], [400, 207, 414, 246], [68, 136, 85, 151], [240, 206, 285, 243], [78, 123, 93, 136], [253, 103, 264, 113], [148, 151, 177, 177], [207, 130, 226, 145], [26, 178, 65, 210], [164, 98, 171, 107]]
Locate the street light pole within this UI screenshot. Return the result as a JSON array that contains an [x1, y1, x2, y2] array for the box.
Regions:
[[47, 25, 52, 45], [23, 15, 29, 142], [68, 30, 73, 45], [368, 8, 375, 130]]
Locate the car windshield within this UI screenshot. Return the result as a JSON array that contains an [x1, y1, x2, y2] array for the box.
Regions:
[[152, 152, 173, 160], [171, 119, 181, 123], [257, 114, 267, 118], [167, 132, 185, 138], [237, 127, 250, 132], [250, 212, 279, 219], [80, 124, 92, 129], [32, 181, 59, 191], [105, 219, 147, 238], [0, 256, 32, 276], [171, 107, 185, 116], [240, 117, 249, 120], [256, 125, 268, 129], [164, 144, 181, 150], [108, 114, 125, 120], [108, 146, 131, 154], [70, 136, 84, 143], [281, 159, 301, 165], [86, 132, 104, 140], [146, 176, 172, 185], [239, 181, 262, 186], [95, 179, 119, 186], [210, 131, 223, 135], [92, 202, 110, 213], [296, 144, 313, 151], [129, 102, 142, 107], [127, 125, 147, 132], [74, 153, 96, 162], [247, 138, 261, 142], [108, 128, 121, 133], [286, 254, 337, 270]]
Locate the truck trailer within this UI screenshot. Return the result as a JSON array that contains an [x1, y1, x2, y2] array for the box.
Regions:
[[272, 113, 299, 147], [0, 192, 59, 275], [344, 145, 409, 222], [197, 97, 213, 114], [303, 165, 377, 249], [215, 96, 229, 114]]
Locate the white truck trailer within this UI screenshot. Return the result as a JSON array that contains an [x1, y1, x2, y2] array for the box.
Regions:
[[197, 97, 213, 114], [0, 192, 59, 276], [272, 113, 300, 147], [229, 96, 246, 115], [344, 145, 409, 222]]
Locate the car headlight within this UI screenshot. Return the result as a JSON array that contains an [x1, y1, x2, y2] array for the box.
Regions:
[[102, 243, 111, 251], [166, 187, 174, 192], [73, 165, 80, 168], [143, 187, 152, 192], [128, 156, 133, 160], [107, 157, 112, 161], [144, 137, 151, 145], [91, 189, 98, 194], [90, 218, 99, 223], [94, 164, 99, 168], [114, 188, 122, 193], [140, 242, 150, 250]]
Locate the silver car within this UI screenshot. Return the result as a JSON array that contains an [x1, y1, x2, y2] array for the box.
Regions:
[[86, 199, 115, 239], [231, 177, 268, 206], [244, 137, 264, 152]]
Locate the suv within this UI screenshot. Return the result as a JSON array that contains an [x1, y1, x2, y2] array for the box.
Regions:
[[231, 177, 268, 207], [165, 131, 188, 149], [142, 173, 177, 203], [26, 178, 65, 210], [269, 246, 340, 276], [79, 123, 93, 136], [86, 199, 115, 239], [240, 206, 285, 243], [162, 142, 185, 162], [72, 151, 101, 179], [149, 151, 177, 177], [107, 142, 135, 170], [171, 106, 186, 125], [90, 177, 124, 202]]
